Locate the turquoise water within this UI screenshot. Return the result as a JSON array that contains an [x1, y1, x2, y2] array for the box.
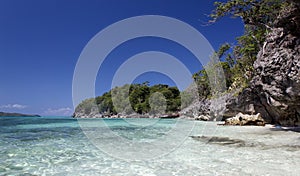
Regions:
[[1, 117, 300, 175]]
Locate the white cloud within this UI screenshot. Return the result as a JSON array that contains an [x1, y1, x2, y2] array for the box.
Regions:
[[0, 104, 27, 109], [44, 107, 73, 116]]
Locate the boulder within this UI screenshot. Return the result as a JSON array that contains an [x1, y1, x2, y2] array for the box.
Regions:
[[195, 115, 210, 121], [225, 113, 265, 126]]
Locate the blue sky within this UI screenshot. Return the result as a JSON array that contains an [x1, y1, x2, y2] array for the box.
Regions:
[[0, 0, 243, 116]]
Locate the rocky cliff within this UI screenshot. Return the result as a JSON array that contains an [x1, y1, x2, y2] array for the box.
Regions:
[[251, 0, 300, 126], [226, 1, 300, 126], [188, 1, 300, 126]]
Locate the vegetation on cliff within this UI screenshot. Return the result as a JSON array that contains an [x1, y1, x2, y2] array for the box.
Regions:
[[193, 0, 289, 97], [203, 0, 300, 126]]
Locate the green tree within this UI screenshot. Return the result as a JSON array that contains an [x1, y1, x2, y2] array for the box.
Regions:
[[209, 0, 287, 89], [76, 83, 182, 116]]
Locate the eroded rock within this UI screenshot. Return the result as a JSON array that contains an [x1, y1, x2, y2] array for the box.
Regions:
[[225, 1, 300, 126], [195, 115, 210, 121], [225, 113, 265, 126], [250, 1, 300, 126]]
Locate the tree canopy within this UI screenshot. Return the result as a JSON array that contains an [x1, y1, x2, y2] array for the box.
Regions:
[[76, 83, 182, 116]]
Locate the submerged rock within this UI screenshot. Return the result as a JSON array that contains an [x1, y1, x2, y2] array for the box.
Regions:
[[190, 136, 246, 147], [225, 113, 265, 126]]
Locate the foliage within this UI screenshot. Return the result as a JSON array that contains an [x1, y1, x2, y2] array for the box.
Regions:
[[192, 0, 288, 98], [76, 83, 181, 115], [213, 0, 285, 67], [148, 92, 167, 115], [180, 84, 198, 108], [192, 54, 232, 98], [76, 98, 97, 115]]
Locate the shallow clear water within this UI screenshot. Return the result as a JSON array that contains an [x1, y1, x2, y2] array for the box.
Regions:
[[0, 117, 299, 176]]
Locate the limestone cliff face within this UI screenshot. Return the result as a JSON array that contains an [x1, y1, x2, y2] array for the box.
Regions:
[[250, 1, 300, 126], [226, 1, 300, 126]]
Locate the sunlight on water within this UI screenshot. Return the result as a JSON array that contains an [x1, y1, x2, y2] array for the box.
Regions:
[[0, 117, 299, 175]]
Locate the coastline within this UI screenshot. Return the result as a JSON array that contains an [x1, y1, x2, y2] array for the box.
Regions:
[[0, 112, 40, 117]]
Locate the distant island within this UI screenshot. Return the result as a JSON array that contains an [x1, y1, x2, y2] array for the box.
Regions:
[[0, 112, 40, 117]]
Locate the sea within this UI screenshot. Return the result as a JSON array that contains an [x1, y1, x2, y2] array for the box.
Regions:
[[0, 116, 299, 176]]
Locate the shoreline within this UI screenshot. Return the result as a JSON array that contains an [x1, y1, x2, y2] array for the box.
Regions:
[[73, 115, 300, 130]]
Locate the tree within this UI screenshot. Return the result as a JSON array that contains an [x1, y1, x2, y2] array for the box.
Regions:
[[149, 92, 167, 115], [208, 0, 287, 89], [76, 83, 183, 116]]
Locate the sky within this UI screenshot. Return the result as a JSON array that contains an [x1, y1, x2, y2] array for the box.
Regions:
[[0, 0, 243, 116]]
